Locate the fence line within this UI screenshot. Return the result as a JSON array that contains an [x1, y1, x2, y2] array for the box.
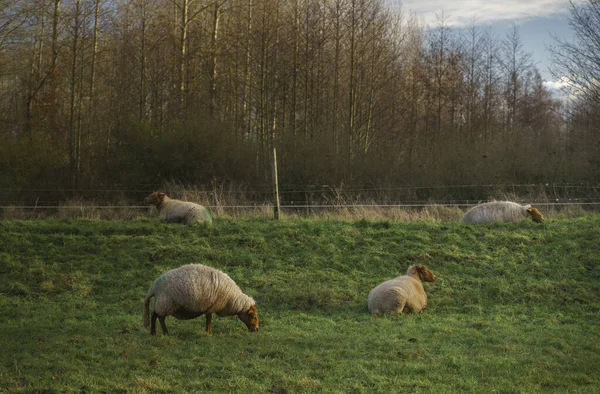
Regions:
[[3, 202, 600, 209], [0, 183, 599, 194], [1, 197, 599, 205]]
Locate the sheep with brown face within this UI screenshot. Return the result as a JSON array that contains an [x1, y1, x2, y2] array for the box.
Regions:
[[143, 264, 259, 336], [145, 192, 212, 225], [461, 201, 544, 224], [368, 265, 437, 314]]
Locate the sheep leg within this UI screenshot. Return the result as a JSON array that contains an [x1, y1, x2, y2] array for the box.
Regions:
[[205, 313, 213, 335], [393, 295, 408, 314], [150, 312, 158, 336], [405, 299, 424, 313], [158, 316, 169, 335]]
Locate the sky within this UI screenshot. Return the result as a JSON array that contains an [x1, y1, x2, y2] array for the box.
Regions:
[[394, 0, 583, 94]]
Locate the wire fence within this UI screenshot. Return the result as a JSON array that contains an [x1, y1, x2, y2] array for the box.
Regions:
[[3, 183, 600, 193], [3, 202, 600, 210], [2, 183, 600, 215]]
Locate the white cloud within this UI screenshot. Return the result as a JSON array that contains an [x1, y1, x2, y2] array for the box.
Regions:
[[395, 0, 584, 27], [543, 76, 583, 101], [543, 77, 570, 92]]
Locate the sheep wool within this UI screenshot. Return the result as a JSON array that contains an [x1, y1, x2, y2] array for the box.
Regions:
[[460, 201, 544, 224], [368, 265, 437, 315], [145, 192, 212, 224], [143, 264, 259, 335]]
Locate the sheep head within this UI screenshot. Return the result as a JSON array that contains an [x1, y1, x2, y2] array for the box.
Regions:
[[526, 207, 544, 223], [145, 192, 166, 207], [415, 265, 437, 282], [238, 305, 259, 332]]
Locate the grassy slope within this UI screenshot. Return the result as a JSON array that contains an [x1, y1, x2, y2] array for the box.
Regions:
[[0, 217, 599, 393]]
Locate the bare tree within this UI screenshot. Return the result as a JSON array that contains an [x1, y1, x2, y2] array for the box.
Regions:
[[68, 0, 82, 185], [550, 0, 600, 178], [550, 0, 600, 110], [481, 28, 502, 139], [500, 23, 531, 130], [458, 20, 485, 139]]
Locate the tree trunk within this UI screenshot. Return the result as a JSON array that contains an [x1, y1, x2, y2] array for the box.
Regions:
[[69, 0, 81, 187]]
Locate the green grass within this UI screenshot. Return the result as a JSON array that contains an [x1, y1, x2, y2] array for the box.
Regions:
[[0, 217, 599, 393]]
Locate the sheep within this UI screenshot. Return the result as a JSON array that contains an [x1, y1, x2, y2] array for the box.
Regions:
[[143, 264, 259, 336], [145, 192, 212, 225], [460, 201, 544, 224], [368, 265, 437, 315]]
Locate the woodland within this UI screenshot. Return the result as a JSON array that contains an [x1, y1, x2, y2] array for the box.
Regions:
[[0, 0, 598, 205]]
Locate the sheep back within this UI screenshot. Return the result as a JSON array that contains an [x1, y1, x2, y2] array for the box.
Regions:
[[461, 201, 533, 224], [368, 276, 426, 314], [145, 192, 212, 224], [160, 199, 212, 225]]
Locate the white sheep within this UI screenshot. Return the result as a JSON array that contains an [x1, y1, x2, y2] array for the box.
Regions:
[[143, 264, 259, 335], [368, 265, 437, 314], [145, 192, 212, 224], [460, 201, 544, 224]]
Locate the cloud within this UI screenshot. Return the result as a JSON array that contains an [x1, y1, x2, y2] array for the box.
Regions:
[[543, 76, 583, 101], [395, 0, 584, 27], [543, 77, 570, 92]]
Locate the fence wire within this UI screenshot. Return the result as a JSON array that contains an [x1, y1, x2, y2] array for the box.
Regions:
[[3, 202, 600, 210], [1, 183, 600, 211]]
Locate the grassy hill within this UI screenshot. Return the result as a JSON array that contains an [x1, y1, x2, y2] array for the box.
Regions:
[[1, 217, 599, 393]]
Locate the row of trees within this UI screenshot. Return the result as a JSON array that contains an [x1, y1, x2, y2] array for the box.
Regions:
[[0, 0, 598, 203]]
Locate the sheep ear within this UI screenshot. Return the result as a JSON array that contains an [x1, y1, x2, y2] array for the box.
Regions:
[[158, 192, 166, 199]]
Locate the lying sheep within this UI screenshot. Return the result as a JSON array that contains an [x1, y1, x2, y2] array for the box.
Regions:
[[143, 264, 259, 336], [368, 265, 437, 314], [460, 201, 544, 224], [145, 192, 212, 224]]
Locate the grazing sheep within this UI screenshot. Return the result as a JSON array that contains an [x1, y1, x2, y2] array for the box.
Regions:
[[460, 201, 544, 224], [145, 192, 212, 224], [368, 265, 437, 314], [143, 264, 259, 336]]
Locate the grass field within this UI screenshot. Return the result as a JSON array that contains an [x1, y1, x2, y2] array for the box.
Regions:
[[0, 217, 599, 393]]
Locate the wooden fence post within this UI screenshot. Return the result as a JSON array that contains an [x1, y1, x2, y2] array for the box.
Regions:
[[272, 147, 281, 219]]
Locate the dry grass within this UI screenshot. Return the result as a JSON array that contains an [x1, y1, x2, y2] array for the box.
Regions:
[[1, 206, 47, 220], [2, 201, 596, 222], [1, 199, 149, 221], [56, 198, 148, 220], [279, 205, 464, 222]]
